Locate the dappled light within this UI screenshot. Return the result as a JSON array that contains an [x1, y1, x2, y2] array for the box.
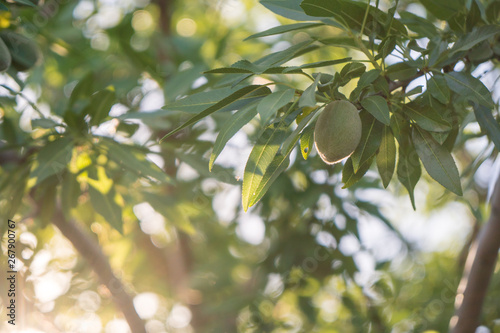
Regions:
[[1, 0, 500, 332]]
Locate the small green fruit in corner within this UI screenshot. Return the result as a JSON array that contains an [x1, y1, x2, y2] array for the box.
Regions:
[[314, 100, 362, 164], [0, 37, 11, 72], [0, 30, 39, 71]]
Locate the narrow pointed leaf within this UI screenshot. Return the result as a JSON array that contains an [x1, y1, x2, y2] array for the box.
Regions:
[[473, 103, 500, 151], [209, 105, 259, 171], [403, 103, 451, 132], [103, 139, 171, 183], [397, 135, 421, 210], [31, 137, 73, 185], [88, 89, 116, 126], [351, 111, 383, 172], [31, 118, 59, 129], [160, 85, 271, 141], [300, 122, 315, 160], [342, 156, 374, 188], [450, 25, 500, 55], [376, 126, 396, 188], [257, 89, 295, 125], [301, 0, 407, 37], [245, 22, 324, 40], [361, 96, 391, 125], [162, 88, 234, 113], [242, 121, 289, 212], [294, 58, 352, 70], [13, 0, 36, 6], [248, 110, 317, 208], [444, 72, 494, 108], [427, 74, 450, 105], [412, 126, 462, 195], [89, 186, 123, 234], [261, 0, 318, 21], [299, 74, 320, 108]]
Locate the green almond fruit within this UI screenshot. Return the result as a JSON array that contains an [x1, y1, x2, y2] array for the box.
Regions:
[[314, 100, 362, 164], [0, 30, 39, 71], [0, 36, 11, 72]]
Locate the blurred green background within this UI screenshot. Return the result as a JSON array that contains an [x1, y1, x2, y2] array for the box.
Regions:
[[0, 0, 499, 332]]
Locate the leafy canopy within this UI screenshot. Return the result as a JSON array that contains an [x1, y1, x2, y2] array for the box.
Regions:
[[161, 0, 500, 211]]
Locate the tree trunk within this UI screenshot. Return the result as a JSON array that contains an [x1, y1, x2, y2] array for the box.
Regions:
[[52, 208, 146, 333], [450, 172, 500, 332]]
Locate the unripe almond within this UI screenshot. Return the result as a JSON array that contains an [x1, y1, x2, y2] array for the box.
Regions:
[[314, 100, 362, 164]]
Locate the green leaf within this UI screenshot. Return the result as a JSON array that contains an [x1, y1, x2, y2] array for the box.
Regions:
[[386, 62, 418, 82], [357, 69, 381, 88], [89, 185, 123, 233], [299, 75, 320, 108], [102, 139, 171, 183], [350, 69, 381, 100], [31, 137, 73, 185], [403, 103, 451, 132], [412, 126, 462, 195], [473, 103, 500, 151], [419, 0, 465, 20], [160, 85, 271, 141], [163, 86, 262, 114], [444, 72, 494, 108], [351, 111, 383, 172], [486, 1, 500, 23], [163, 88, 232, 113], [376, 126, 396, 188], [257, 89, 295, 125], [450, 25, 500, 55], [88, 89, 116, 126], [340, 62, 366, 81], [292, 58, 352, 70], [256, 40, 315, 68], [217, 41, 317, 87], [376, 36, 397, 61], [245, 22, 324, 40], [399, 12, 438, 37], [427, 74, 450, 104], [319, 36, 367, 51], [248, 110, 317, 208], [206, 59, 353, 75], [209, 104, 259, 171], [68, 73, 94, 110], [242, 121, 289, 211], [360, 96, 391, 125], [300, 0, 406, 38], [61, 172, 80, 219], [12, 0, 36, 7], [205, 60, 264, 74], [260, 0, 318, 21], [390, 112, 405, 143], [31, 118, 59, 129], [342, 156, 374, 188], [397, 132, 421, 210], [241, 105, 306, 211], [300, 122, 315, 160]]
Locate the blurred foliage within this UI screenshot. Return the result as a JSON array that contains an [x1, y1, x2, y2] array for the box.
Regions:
[[0, 0, 499, 332]]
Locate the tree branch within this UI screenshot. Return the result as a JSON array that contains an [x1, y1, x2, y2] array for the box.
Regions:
[[52, 208, 146, 333], [450, 171, 500, 332]]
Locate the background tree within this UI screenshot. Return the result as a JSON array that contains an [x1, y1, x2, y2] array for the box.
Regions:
[[1, 0, 500, 332]]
